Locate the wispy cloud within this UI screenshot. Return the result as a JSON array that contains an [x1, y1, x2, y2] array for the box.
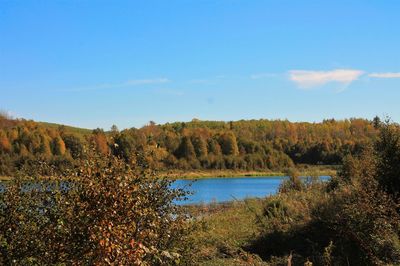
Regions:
[[123, 78, 170, 85], [153, 88, 184, 96], [289, 69, 364, 89], [188, 75, 227, 84], [250, 73, 277, 79], [188, 79, 212, 84], [65, 78, 170, 92], [369, 72, 400, 78]]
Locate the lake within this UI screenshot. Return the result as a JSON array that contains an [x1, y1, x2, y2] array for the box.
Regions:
[[0, 176, 330, 205], [172, 176, 330, 205]]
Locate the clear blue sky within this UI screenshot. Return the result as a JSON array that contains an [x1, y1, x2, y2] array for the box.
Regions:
[[1, 0, 400, 129]]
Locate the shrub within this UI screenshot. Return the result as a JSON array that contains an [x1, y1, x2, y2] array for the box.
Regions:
[[0, 152, 191, 265], [314, 172, 400, 265], [374, 120, 400, 203], [252, 120, 400, 265], [279, 169, 305, 193]]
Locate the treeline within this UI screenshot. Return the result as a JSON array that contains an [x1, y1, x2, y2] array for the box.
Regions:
[[0, 113, 380, 176]]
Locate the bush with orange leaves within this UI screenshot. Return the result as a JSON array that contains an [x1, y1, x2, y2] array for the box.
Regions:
[[0, 151, 192, 265]]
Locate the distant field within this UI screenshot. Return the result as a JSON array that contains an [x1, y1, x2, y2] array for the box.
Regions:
[[39, 122, 92, 135]]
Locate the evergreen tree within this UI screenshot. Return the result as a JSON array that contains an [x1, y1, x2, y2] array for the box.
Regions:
[[191, 135, 208, 158], [62, 134, 84, 159], [219, 132, 239, 156], [175, 136, 196, 159], [52, 136, 66, 156], [208, 139, 222, 156]]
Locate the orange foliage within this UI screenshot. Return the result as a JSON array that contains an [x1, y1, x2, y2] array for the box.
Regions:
[[93, 133, 109, 155], [0, 135, 11, 152], [53, 136, 66, 156]]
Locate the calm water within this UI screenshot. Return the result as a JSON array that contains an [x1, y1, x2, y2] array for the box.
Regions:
[[1, 176, 330, 205], [172, 176, 330, 205]]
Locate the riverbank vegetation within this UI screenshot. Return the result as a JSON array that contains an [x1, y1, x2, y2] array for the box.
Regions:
[[158, 164, 336, 180]]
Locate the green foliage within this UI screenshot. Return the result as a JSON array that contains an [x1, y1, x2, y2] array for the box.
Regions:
[[278, 169, 305, 193], [208, 138, 222, 156], [113, 131, 137, 161], [315, 174, 400, 265], [191, 135, 208, 158], [52, 136, 66, 156], [175, 136, 196, 160], [374, 120, 400, 201], [187, 199, 268, 265], [62, 134, 85, 159]]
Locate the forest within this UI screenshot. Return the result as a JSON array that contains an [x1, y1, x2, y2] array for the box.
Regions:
[[0, 113, 379, 177]]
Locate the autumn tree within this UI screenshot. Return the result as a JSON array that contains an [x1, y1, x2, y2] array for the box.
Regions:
[[175, 136, 196, 160], [207, 138, 222, 156], [52, 136, 66, 156], [38, 135, 52, 158], [92, 128, 109, 155], [191, 135, 208, 158], [0, 130, 11, 153], [163, 131, 180, 153], [62, 134, 85, 159], [219, 132, 239, 156]]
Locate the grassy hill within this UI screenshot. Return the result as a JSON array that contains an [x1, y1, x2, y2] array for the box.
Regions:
[[38, 121, 92, 135]]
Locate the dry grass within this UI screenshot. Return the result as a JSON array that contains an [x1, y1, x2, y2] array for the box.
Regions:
[[161, 170, 284, 179], [187, 199, 269, 265], [160, 165, 337, 180], [0, 176, 12, 181]]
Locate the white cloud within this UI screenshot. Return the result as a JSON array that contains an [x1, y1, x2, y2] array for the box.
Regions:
[[102, 78, 170, 88], [368, 72, 400, 78], [289, 69, 364, 89], [250, 73, 277, 79]]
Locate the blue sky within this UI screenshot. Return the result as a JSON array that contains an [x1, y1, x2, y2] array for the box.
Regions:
[[1, 0, 400, 129]]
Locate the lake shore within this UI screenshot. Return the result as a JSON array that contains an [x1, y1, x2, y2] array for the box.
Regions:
[[0, 166, 337, 181], [158, 166, 337, 180]]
